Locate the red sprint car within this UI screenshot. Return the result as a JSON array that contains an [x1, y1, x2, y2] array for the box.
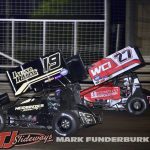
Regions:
[[80, 46, 149, 115]]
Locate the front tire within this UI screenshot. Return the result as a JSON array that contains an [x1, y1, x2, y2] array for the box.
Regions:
[[126, 97, 148, 115], [52, 111, 79, 136]]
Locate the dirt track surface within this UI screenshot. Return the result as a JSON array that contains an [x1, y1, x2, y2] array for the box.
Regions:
[[5, 109, 150, 150]]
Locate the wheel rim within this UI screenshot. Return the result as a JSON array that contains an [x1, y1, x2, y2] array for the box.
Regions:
[[133, 101, 142, 110], [61, 119, 71, 129], [57, 117, 71, 132]]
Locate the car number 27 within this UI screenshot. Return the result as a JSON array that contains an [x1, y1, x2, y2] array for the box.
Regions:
[[114, 49, 132, 63]]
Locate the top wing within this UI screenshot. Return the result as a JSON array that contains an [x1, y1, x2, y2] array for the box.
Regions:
[[88, 46, 145, 85], [6, 52, 68, 96]]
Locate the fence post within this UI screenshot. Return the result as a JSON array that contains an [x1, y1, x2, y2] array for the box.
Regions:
[[116, 24, 121, 51], [74, 21, 78, 55], [104, 0, 109, 57], [11, 20, 15, 65], [43, 21, 46, 56]]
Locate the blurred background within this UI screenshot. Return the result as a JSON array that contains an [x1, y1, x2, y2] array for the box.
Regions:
[[0, 0, 149, 100]]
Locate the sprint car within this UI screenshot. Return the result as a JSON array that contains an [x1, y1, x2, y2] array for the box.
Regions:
[[81, 46, 149, 115], [0, 52, 102, 136]]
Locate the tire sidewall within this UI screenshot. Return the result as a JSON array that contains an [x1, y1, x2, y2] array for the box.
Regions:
[[127, 97, 148, 115], [0, 113, 5, 131]]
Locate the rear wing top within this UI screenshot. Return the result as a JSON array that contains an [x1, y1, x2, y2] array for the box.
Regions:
[[88, 46, 145, 85], [6, 52, 67, 96]]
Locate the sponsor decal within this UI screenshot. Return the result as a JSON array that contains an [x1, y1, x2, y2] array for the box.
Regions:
[[20, 98, 35, 104], [0, 131, 53, 149], [15, 68, 63, 96], [12, 67, 39, 84], [84, 86, 120, 102], [44, 68, 68, 83], [94, 75, 101, 81], [15, 104, 44, 112], [91, 88, 120, 99], [90, 61, 112, 77]]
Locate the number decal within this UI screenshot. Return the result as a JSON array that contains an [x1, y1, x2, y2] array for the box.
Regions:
[[114, 49, 132, 63], [42, 52, 61, 73]]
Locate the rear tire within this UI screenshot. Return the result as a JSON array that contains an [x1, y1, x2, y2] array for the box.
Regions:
[[126, 97, 148, 115], [0, 112, 5, 131], [52, 111, 79, 136]]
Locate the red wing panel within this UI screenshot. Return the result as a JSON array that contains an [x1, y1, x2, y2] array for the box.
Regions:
[[88, 46, 143, 85]]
